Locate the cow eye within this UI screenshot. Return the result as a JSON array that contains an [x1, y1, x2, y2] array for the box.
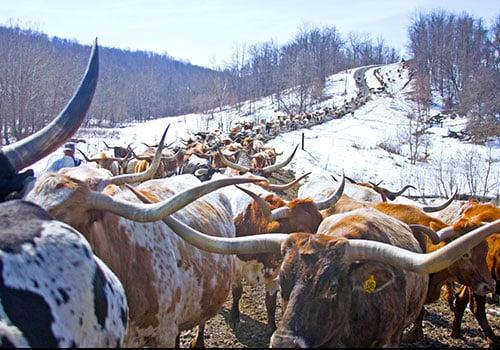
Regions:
[[327, 281, 338, 297], [463, 252, 471, 259]]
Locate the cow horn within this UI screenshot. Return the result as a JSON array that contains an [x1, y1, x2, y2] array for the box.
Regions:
[[87, 175, 268, 222], [102, 141, 113, 149], [218, 149, 250, 173], [106, 124, 170, 185], [422, 188, 458, 213], [315, 171, 345, 210], [343, 219, 500, 274], [409, 224, 441, 245], [382, 184, 417, 200], [271, 172, 345, 220], [262, 172, 311, 191], [235, 185, 273, 221], [261, 145, 298, 175], [77, 149, 122, 163], [128, 184, 286, 254], [77, 148, 95, 162], [141, 142, 157, 148], [3, 39, 99, 171]]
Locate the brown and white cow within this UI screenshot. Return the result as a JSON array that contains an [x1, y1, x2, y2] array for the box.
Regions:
[[27, 153, 268, 347], [155, 201, 500, 347]]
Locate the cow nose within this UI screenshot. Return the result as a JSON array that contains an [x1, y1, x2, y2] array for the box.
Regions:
[[270, 332, 308, 348]]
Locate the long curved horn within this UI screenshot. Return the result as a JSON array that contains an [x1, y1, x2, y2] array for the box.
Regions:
[[128, 184, 286, 254], [343, 219, 500, 274], [77, 148, 95, 163], [77, 148, 123, 163], [334, 174, 356, 184], [106, 124, 170, 185], [141, 142, 158, 148], [409, 224, 441, 245], [382, 184, 417, 200], [422, 188, 458, 213], [435, 226, 458, 241], [271, 172, 345, 220], [235, 185, 273, 221], [87, 175, 268, 222], [261, 145, 298, 175], [315, 171, 345, 210], [218, 149, 250, 173], [261, 172, 311, 191], [102, 141, 113, 149], [3, 39, 99, 171]]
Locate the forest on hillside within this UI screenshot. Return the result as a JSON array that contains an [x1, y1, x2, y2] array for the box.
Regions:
[[0, 9, 498, 145]]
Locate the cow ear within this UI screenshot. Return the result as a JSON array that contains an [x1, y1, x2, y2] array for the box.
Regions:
[[349, 262, 395, 294]]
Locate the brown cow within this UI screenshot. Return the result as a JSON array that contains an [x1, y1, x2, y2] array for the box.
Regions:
[[223, 173, 343, 335], [443, 199, 500, 347], [299, 183, 494, 344], [157, 204, 500, 347]]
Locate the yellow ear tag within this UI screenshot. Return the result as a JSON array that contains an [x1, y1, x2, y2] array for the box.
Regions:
[[363, 274, 377, 293]]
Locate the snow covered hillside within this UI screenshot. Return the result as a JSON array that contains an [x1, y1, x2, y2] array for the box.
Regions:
[[32, 61, 500, 200]]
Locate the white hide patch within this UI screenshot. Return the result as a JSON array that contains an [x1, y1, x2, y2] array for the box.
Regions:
[[0, 220, 127, 347]]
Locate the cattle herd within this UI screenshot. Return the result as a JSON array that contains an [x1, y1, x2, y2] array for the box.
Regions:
[[0, 41, 498, 348]]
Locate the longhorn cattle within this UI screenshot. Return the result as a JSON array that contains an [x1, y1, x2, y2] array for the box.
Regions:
[[102, 141, 133, 158], [156, 199, 500, 347], [298, 179, 493, 344], [299, 174, 388, 202], [0, 40, 129, 347], [442, 199, 500, 347], [214, 171, 338, 335], [129, 171, 328, 337], [27, 148, 269, 348], [77, 148, 130, 176], [218, 145, 299, 177]]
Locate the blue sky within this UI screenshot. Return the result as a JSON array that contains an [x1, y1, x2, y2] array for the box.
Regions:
[[1, 0, 498, 67]]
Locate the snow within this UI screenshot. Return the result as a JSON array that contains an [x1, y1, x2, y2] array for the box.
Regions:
[[29, 61, 500, 200]]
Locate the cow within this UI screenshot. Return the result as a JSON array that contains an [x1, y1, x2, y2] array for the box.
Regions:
[[102, 141, 134, 158], [299, 174, 388, 203], [0, 200, 128, 347], [442, 199, 500, 347], [218, 145, 299, 177], [77, 148, 131, 176], [209, 172, 342, 336], [0, 40, 129, 347], [154, 200, 500, 347], [298, 180, 493, 344], [26, 150, 269, 348]]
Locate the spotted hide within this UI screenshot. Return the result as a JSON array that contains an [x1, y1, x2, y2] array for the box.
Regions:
[[0, 200, 128, 347], [27, 171, 239, 347]]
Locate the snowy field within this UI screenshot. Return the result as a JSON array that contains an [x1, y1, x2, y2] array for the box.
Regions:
[[31, 61, 500, 200]]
